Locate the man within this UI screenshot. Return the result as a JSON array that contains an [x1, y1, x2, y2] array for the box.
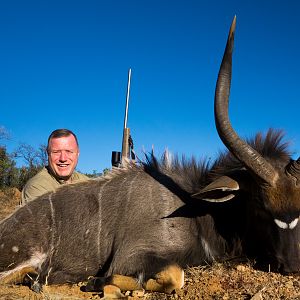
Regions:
[[21, 129, 89, 204]]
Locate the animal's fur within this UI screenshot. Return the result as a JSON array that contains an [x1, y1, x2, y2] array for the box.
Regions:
[[0, 129, 296, 289]]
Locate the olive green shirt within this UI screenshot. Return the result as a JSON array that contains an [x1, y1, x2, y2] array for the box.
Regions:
[[21, 166, 89, 205]]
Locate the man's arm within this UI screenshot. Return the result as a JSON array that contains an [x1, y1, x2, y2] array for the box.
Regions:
[[21, 183, 51, 205], [21, 168, 59, 205]]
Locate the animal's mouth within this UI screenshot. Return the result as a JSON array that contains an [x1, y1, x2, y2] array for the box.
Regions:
[[252, 255, 300, 275], [278, 264, 300, 275], [275, 256, 300, 275]]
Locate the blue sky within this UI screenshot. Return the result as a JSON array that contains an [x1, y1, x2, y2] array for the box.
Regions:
[[1, 0, 300, 173]]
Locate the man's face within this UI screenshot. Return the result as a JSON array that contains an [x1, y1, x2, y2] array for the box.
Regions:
[[48, 135, 79, 180]]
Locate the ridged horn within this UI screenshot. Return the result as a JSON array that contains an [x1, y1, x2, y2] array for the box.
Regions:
[[214, 16, 278, 186], [286, 158, 300, 184]]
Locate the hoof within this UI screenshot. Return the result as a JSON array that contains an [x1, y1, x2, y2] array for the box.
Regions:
[[103, 284, 125, 299], [145, 264, 185, 293], [30, 281, 43, 293], [84, 276, 106, 292]]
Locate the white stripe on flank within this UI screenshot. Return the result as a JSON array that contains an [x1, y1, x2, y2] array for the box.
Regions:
[[97, 181, 109, 262], [47, 193, 56, 280]]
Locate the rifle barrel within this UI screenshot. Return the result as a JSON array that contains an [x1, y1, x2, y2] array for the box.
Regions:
[[123, 68, 132, 130]]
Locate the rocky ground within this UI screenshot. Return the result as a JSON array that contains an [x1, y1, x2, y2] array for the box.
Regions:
[[0, 189, 299, 299]]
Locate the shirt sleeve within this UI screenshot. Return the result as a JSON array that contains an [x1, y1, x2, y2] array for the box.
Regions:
[[21, 180, 51, 205]]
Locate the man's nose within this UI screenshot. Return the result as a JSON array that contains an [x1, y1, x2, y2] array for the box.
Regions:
[[59, 151, 68, 161]]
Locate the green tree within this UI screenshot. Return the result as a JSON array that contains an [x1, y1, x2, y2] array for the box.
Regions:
[[0, 146, 16, 189]]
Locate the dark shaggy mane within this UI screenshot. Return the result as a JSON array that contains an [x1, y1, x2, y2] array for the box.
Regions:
[[212, 129, 291, 172], [248, 129, 291, 160], [142, 129, 292, 194], [143, 151, 211, 194]]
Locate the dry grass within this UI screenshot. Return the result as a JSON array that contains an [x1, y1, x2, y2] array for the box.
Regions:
[[0, 188, 21, 220]]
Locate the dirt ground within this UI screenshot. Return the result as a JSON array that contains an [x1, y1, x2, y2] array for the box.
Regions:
[[0, 189, 299, 300]]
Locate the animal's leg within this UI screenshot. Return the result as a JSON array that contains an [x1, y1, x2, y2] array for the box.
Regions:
[[0, 266, 38, 285], [41, 269, 85, 285], [107, 274, 142, 290], [103, 285, 126, 299], [85, 274, 142, 292], [108, 264, 184, 294], [144, 264, 185, 294], [86, 265, 184, 294]]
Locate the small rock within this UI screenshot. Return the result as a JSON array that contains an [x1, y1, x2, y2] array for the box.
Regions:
[[132, 289, 145, 297], [222, 293, 229, 300], [293, 280, 300, 288], [103, 285, 126, 299], [285, 280, 294, 288], [236, 265, 247, 272], [250, 291, 263, 300]]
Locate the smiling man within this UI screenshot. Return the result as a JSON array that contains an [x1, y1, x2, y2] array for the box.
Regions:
[[21, 129, 89, 204]]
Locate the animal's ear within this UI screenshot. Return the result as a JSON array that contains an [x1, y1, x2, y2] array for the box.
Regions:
[[192, 176, 239, 202]]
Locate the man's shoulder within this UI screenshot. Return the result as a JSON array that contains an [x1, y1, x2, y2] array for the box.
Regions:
[[22, 167, 59, 204], [27, 167, 56, 185], [24, 167, 61, 193], [73, 171, 89, 181]]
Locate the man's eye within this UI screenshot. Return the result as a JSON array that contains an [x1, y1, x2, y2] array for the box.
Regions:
[[50, 150, 76, 156]]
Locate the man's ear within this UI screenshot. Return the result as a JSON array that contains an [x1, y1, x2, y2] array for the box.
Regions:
[[192, 176, 240, 202]]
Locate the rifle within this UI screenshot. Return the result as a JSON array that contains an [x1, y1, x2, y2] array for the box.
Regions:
[[121, 68, 131, 163], [111, 68, 135, 167]]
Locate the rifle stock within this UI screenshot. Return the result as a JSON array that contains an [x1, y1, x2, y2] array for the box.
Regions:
[[121, 127, 130, 163]]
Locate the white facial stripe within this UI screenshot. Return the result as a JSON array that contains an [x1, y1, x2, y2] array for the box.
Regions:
[[274, 219, 288, 229], [274, 217, 299, 230], [289, 218, 299, 229]]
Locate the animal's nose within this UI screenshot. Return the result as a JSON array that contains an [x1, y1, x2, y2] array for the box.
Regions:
[[279, 262, 300, 274]]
